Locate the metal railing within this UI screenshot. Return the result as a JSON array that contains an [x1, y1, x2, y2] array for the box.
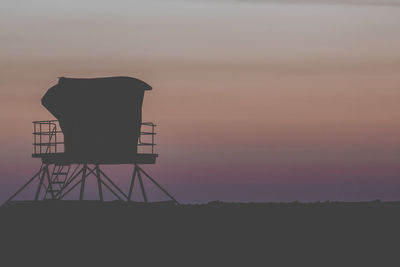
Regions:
[[33, 120, 64, 154], [33, 120, 156, 155], [138, 122, 157, 154]]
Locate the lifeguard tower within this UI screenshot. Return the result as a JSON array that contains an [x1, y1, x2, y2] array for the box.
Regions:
[[4, 76, 178, 204]]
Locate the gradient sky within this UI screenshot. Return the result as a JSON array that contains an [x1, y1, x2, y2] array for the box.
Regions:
[[1, 0, 399, 203]]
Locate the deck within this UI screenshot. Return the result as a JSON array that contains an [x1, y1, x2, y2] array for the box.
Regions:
[[32, 152, 158, 165]]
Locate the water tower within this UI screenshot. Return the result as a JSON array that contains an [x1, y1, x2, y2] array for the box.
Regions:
[[4, 76, 178, 204]]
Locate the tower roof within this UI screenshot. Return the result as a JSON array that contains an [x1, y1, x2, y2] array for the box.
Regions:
[[56, 76, 152, 91]]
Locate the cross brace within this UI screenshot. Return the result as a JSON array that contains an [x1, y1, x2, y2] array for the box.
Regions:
[[3, 164, 178, 205]]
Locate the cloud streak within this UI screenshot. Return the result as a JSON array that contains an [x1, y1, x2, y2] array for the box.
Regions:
[[209, 0, 400, 6]]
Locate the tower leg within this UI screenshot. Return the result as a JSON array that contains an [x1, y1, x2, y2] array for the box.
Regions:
[[128, 166, 137, 201], [137, 170, 148, 203], [95, 164, 103, 202], [45, 166, 55, 200], [34, 164, 48, 200], [79, 164, 87, 201]]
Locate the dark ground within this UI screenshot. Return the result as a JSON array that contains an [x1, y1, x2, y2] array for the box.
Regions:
[[1, 200, 399, 265]]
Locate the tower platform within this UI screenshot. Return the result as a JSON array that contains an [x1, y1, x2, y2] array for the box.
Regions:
[[32, 152, 158, 165]]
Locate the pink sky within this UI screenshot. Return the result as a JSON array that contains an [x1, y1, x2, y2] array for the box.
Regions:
[[0, 0, 399, 202]]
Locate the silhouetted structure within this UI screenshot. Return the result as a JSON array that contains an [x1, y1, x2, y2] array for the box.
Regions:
[[4, 76, 178, 204]]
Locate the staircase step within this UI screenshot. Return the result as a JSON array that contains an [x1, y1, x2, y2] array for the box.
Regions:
[[53, 172, 68, 175]]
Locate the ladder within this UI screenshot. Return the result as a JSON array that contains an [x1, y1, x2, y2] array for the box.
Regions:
[[44, 164, 71, 200]]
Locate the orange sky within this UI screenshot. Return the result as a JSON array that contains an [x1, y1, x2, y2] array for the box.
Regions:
[[0, 0, 399, 202]]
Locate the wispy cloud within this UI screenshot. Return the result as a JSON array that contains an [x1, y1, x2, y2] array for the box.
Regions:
[[209, 0, 400, 6]]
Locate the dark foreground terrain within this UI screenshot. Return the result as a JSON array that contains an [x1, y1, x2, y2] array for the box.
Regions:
[[1, 200, 399, 264]]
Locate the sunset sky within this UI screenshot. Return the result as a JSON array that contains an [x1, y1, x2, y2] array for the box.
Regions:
[[1, 0, 399, 203]]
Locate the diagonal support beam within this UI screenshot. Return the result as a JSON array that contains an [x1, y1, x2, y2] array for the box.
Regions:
[[55, 167, 84, 199], [100, 180, 123, 201], [60, 179, 82, 199], [85, 165, 125, 201], [135, 165, 179, 204], [98, 169, 129, 200], [3, 166, 45, 205]]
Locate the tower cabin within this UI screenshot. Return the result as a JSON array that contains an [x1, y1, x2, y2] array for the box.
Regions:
[[33, 76, 157, 165]]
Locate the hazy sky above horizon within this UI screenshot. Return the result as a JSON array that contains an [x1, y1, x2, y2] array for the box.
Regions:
[[0, 0, 399, 203]]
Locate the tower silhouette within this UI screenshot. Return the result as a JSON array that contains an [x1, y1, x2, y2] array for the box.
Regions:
[[4, 77, 178, 204]]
